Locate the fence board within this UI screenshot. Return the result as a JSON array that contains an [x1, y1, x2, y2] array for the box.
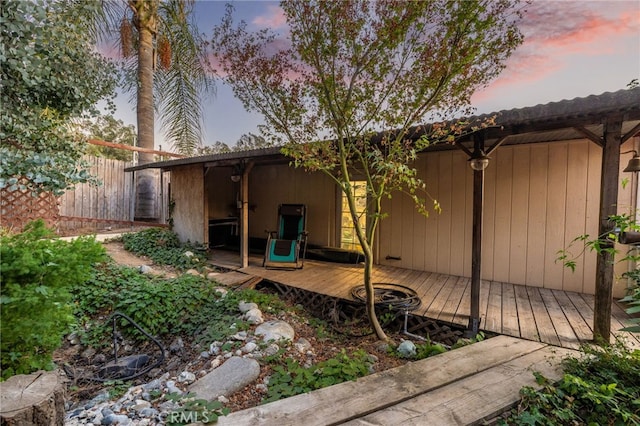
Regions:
[[57, 155, 168, 233]]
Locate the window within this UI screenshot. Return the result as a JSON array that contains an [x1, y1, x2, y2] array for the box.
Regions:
[[340, 181, 367, 251]]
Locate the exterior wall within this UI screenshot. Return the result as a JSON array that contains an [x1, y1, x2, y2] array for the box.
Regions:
[[206, 167, 237, 219], [171, 164, 206, 244], [247, 164, 337, 247], [378, 138, 636, 296]]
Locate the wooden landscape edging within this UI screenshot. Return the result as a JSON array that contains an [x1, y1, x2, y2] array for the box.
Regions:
[[217, 335, 575, 426]]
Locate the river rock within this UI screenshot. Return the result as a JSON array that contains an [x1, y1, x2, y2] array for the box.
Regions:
[[255, 320, 295, 342]]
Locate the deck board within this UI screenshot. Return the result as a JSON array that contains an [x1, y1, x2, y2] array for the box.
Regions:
[[526, 286, 562, 347], [551, 290, 595, 344], [514, 284, 538, 341], [501, 283, 521, 337], [212, 250, 640, 349]]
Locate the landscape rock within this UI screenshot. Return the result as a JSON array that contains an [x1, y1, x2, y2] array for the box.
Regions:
[[230, 331, 248, 341], [241, 342, 258, 353], [244, 308, 264, 325], [97, 354, 150, 379], [238, 302, 258, 313], [188, 356, 260, 401], [255, 320, 295, 342], [169, 337, 184, 353], [177, 371, 196, 384], [397, 340, 417, 358], [263, 343, 280, 356], [138, 265, 154, 275], [165, 380, 183, 395], [294, 337, 312, 353]]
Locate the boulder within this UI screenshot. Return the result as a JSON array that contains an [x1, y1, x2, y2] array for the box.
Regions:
[[255, 320, 295, 342], [189, 357, 260, 401]]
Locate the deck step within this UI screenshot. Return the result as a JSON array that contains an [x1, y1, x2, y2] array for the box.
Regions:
[[216, 336, 574, 426]]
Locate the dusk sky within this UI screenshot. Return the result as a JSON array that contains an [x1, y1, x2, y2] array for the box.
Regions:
[[109, 0, 640, 151]]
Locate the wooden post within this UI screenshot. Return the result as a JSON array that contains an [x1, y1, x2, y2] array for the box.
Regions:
[[594, 116, 623, 343], [467, 132, 486, 336], [240, 162, 254, 268]]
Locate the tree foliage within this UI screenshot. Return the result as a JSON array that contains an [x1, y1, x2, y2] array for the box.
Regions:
[[0, 0, 118, 195], [212, 0, 524, 340], [72, 114, 137, 161]]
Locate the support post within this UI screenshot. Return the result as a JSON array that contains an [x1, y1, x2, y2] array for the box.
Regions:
[[594, 116, 623, 343], [466, 131, 486, 337], [240, 162, 254, 268], [468, 167, 483, 335]]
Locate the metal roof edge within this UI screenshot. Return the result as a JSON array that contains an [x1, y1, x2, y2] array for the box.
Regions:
[[125, 88, 640, 172]]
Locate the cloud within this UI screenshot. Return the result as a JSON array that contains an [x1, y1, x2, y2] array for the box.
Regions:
[[474, 1, 639, 101], [252, 4, 287, 29]]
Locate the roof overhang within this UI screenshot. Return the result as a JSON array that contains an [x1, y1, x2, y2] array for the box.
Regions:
[[125, 88, 640, 172]]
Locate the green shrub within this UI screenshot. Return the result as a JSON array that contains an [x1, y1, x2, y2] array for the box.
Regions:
[[502, 341, 640, 425], [0, 220, 106, 379], [264, 349, 372, 403], [121, 228, 207, 270], [73, 265, 288, 347], [74, 264, 228, 346], [620, 268, 640, 332]]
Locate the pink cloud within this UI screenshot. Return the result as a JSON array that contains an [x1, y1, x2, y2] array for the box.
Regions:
[[252, 5, 287, 29], [473, 1, 639, 102]]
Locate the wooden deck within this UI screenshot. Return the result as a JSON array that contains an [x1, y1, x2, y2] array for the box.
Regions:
[[209, 250, 640, 350]]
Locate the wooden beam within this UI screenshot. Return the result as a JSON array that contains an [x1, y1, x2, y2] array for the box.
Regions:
[[88, 139, 185, 158], [486, 136, 508, 156], [574, 127, 603, 146], [594, 116, 623, 343], [240, 161, 255, 268], [622, 122, 640, 144], [453, 140, 474, 158]]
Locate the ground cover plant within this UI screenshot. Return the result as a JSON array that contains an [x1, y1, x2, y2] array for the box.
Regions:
[[0, 220, 106, 379], [121, 227, 207, 271], [71, 262, 292, 351], [502, 340, 640, 425], [54, 228, 485, 418]]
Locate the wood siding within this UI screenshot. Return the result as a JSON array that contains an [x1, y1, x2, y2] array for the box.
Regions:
[[245, 165, 337, 247], [172, 164, 205, 244], [379, 139, 636, 296]]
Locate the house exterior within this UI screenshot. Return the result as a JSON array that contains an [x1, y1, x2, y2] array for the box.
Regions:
[[126, 89, 640, 299]]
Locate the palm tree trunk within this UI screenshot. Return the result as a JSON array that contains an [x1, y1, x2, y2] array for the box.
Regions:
[[134, 2, 157, 221]]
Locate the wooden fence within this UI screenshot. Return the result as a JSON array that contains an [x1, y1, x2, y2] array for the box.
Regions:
[[57, 156, 169, 234], [1, 140, 179, 234]]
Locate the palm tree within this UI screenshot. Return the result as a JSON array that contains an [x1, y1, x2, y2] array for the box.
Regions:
[[96, 0, 213, 219]]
